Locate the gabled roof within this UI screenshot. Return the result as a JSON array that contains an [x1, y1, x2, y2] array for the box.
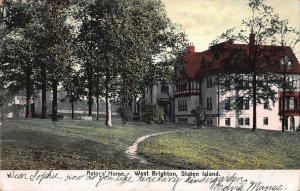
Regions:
[[181, 40, 300, 79]]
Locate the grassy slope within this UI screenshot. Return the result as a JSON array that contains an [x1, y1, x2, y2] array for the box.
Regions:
[[139, 128, 300, 169], [0, 119, 174, 170]]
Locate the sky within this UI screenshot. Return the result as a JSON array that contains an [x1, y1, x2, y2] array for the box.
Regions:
[[161, 0, 300, 58]]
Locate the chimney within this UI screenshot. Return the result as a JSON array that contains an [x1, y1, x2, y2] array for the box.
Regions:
[[188, 42, 195, 54], [228, 39, 234, 44], [249, 33, 255, 59]]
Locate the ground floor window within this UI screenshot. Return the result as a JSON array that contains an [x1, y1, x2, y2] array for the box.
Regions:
[[225, 118, 231, 126], [178, 99, 187, 111], [263, 117, 268, 125], [178, 117, 188, 123], [207, 118, 213, 126], [245, 118, 250, 125], [238, 118, 244, 126], [238, 117, 250, 126]]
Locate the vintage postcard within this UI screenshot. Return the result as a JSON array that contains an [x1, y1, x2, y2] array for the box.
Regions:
[[0, 0, 299, 190]]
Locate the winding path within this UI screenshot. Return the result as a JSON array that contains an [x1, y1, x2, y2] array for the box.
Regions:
[[125, 131, 172, 164]]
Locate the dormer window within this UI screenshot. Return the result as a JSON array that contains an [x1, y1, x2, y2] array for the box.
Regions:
[[280, 54, 292, 68]]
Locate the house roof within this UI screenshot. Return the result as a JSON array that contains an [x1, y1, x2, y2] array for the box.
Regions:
[[181, 40, 300, 79]]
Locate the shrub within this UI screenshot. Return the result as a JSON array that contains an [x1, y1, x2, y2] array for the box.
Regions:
[[142, 104, 164, 124], [191, 105, 211, 128], [116, 105, 132, 125]]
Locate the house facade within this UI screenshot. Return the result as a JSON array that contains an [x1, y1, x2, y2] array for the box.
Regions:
[[143, 81, 175, 122], [174, 35, 300, 131]]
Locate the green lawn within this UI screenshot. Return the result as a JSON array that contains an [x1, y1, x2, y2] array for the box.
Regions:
[[2, 119, 299, 170], [0, 119, 175, 170], [139, 127, 300, 169]]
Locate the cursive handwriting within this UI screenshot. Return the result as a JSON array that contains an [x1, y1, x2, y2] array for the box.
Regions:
[[5, 170, 287, 191]]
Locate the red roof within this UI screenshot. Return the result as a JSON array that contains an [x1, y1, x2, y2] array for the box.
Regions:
[[182, 40, 300, 79]]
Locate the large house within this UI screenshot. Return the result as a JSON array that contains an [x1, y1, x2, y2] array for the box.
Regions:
[[144, 34, 300, 131], [175, 34, 300, 131]]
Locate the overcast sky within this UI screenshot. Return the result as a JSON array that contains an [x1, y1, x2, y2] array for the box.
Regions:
[[161, 0, 300, 59]]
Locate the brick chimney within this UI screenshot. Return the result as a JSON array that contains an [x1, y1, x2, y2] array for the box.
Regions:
[[188, 42, 195, 54]]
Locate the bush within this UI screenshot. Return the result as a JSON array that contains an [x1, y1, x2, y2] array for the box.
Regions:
[[116, 105, 132, 125], [142, 104, 164, 124], [191, 105, 211, 128]]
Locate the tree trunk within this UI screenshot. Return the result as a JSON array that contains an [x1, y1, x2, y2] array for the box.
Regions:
[[52, 79, 58, 122], [96, 96, 99, 120], [25, 89, 32, 118], [105, 70, 112, 127], [281, 73, 286, 132], [71, 91, 74, 120], [252, 72, 257, 132], [25, 69, 32, 118], [88, 76, 93, 116], [150, 85, 153, 104], [41, 64, 47, 119]]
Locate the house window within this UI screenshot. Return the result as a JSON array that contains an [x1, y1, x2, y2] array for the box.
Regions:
[[178, 118, 188, 123], [236, 97, 249, 110], [243, 75, 250, 88], [225, 97, 230, 110], [238, 118, 244, 126], [176, 80, 187, 92], [178, 99, 187, 111], [263, 117, 268, 125], [237, 75, 249, 89], [244, 97, 249, 110], [245, 118, 250, 125], [207, 76, 213, 88], [289, 97, 295, 110], [264, 101, 269, 110], [287, 76, 294, 87], [207, 119, 213, 126], [207, 97, 212, 110], [237, 97, 243, 110], [225, 118, 231, 126]]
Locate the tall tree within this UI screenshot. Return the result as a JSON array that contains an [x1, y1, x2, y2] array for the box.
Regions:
[[74, 0, 187, 126], [0, 0, 40, 119], [43, 0, 71, 122]]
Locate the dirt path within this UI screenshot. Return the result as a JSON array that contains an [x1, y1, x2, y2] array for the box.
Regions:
[[125, 131, 172, 164]]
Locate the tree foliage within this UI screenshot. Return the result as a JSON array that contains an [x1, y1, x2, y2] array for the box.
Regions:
[[142, 104, 164, 124], [191, 105, 211, 128]]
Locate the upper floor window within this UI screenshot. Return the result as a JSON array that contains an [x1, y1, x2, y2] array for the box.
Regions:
[[225, 97, 230, 110], [207, 76, 213, 88], [280, 54, 292, 68], [237, 75, 250, 89], [264, 101, 269, 110], [236, 97, 249, 110], [176, 79, 187, 92], [287, 76, 294, 87]]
